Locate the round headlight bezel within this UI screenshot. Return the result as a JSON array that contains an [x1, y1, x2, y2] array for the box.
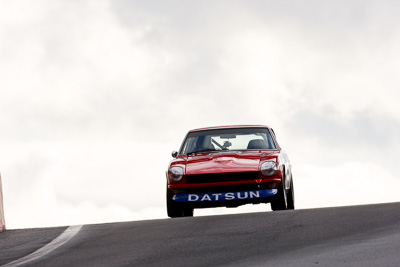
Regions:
[[260, 161, 278, 176], [168, 166, 184, 182]]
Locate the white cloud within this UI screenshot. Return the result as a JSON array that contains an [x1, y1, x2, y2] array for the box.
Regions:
[[295, 161, 400, 208], [1, 0, 400, 229]]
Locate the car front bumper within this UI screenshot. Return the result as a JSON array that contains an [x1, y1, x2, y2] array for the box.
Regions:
[[168, 178, 281, 208]]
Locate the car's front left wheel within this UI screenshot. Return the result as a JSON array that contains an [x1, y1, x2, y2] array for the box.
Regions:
[[286, 177, 295, 210], [271, 172, 294, 211], [271, 177, 287, 211]]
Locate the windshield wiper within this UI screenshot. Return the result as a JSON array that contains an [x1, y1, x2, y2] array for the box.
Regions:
[[187, 149, 216, 155]]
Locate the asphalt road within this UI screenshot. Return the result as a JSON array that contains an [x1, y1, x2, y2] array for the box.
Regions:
[[0, 227, 66, 266], [1, 202, 400, 266]]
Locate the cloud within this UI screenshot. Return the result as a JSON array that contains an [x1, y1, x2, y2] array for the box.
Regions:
[[294, 161, 400, 208], [1, 0, 400, 228], [0, 0, 180, 142], [288, 106, 400, 150]]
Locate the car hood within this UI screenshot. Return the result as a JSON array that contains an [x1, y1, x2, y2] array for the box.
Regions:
[[185, 151, 274, 175]]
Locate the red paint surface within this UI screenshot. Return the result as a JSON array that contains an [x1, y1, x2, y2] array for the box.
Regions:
[[189, 125, 270, 132], [167, 125, 289, 194], [168, 178, 281, 189], [185, 151, 261, 175]]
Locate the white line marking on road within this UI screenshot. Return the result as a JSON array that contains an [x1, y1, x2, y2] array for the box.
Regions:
[[2, 225, 83, 267]]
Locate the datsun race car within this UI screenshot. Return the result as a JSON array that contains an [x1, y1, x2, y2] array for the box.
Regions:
[[166, 125, 294, 217]]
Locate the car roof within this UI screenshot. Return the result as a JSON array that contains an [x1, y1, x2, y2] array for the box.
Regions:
[[189, 125, 270, 132]]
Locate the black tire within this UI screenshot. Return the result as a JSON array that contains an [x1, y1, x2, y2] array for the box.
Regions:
[[183, 208, 193, 217], [167, 188, 193, 218], [287, 177, 295, 210], [271, 174, 288, 211]]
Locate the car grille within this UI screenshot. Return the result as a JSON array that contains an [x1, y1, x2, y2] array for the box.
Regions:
[[185, 171, 259, 184]]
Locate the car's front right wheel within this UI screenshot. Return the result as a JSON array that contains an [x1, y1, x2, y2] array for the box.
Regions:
[[167, 188, 194, 218]]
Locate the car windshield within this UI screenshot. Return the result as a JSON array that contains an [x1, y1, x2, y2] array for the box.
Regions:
[[180, 127, 276, 155]]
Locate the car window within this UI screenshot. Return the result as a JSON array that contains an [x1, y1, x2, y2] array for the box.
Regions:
[[180, 128, 276, 154]]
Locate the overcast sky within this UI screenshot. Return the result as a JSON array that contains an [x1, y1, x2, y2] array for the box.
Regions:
[[1, 0, 400, 229]]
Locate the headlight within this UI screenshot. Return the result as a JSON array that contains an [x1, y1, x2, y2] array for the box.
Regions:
[[168, 166, 184, 182], [260, 161, 277, 176]]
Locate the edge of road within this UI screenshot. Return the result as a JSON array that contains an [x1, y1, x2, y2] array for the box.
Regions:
[[1, 225, 82, 267]]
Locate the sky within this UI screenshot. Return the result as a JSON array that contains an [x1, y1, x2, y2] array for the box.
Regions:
[[1, 0, 400, 229]]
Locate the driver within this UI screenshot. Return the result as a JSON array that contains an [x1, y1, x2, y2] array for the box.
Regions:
[[195, 135, 215, 152]]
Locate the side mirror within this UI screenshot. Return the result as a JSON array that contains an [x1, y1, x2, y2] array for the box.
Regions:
[[171, 151, 178, 158]]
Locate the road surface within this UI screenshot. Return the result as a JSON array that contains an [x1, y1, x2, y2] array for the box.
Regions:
[[1, 202, 399, 266]]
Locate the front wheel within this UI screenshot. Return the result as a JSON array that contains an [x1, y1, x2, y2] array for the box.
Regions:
[[167, 189, 193, 218], [271, 174, 291, 211], [271, 176, 294, 211], [286, 177, 295, 210]]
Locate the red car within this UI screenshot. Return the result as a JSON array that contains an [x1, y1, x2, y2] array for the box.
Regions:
[[166, 125, 294, 217]]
